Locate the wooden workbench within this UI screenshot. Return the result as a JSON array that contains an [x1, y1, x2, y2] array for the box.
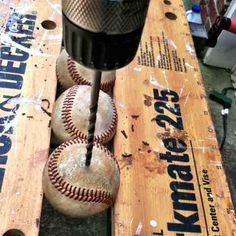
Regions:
[[0, 0, 61, 235], [0, 0, 235, 236], [113, 0, 236, 235]]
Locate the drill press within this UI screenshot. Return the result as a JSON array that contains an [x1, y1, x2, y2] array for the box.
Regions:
[[61, 0, 150, 165]]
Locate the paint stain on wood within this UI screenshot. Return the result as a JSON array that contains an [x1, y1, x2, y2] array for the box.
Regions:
[[121, 153, 133, 166], [145, 162, 166, 175], [157, 128, 188, 141], [131, 124, 134, 132], [142, 141, 150, 146], [144, 94, 153, 107], [131, 115, 139, 120], [121, 130, 128, 139]]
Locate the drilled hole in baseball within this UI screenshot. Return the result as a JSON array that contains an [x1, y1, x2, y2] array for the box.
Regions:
[[165, 12, 177, 20], [41, 20, 56, 30], [3, 229, 25, 236]]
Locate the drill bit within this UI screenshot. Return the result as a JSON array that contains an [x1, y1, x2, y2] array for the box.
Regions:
[[85, 70, 102, 166]]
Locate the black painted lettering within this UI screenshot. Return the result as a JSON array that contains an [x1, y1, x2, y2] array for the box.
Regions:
[[170, 181, 195, 192], [168, 211, 201, 233], [168, 164, 193, 181], [163, 138, 187, 153], [213, 220, 218, 226], [154, 101, 181, 116], [212, 226, 220, 232], [160, 151, 189, 163], [11, 36, 33, 48], [153, 230, 164, 235], [155, 114, 183, 130], [153, 89, 179, 102], [203, 178, 210, 185], [170, 181, 198, 212], [153, 88, 201, 234]]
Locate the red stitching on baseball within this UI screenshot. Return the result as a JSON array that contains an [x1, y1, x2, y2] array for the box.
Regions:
[[48, 138, 119, 205], [67, 57, 115, 92], [61, 85, 117, 144]]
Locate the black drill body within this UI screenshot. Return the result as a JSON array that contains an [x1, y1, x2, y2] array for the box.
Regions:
[[63, 13, 144, 71], [61, 0, 150, 165]]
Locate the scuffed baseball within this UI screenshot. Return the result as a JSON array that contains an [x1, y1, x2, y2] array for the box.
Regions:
[[43, 138, 120, 218], [51, 85, 117, 144], [56, 49, 116, 91]]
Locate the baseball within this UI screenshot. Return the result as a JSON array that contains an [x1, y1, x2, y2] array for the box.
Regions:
[[56, 49, 116, 91], [51, 85, 117, 144], [43, 138, 120, 218]]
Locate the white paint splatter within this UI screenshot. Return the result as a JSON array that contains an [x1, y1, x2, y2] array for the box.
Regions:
[[185, 62, 194, 69], [46, 34, 62, 40], [185, 42, 195, 55], [1, 33, 51, 57], [156, 54, 161, 65], [0, 116, 18, 137], [14, 5, 34, 13], [133, 67, 142, 72], [209, 161, 222, 167], [11, 210, 16, 215], [184, 92, 190, 107], [8, 97, 42, 110], [135, 223, 142, 235], [162, 70, 170, 91], [179, 87, 184, 97], [129, 217, 134, 226], [150, 220, 158, 228], [115, 101, 125, 109], [46, 0, 62, 15], [192, 146, 210, 153], [168, 39, 177, 49], [149, 74, 165, 89], [179, 78, 189, 97], [153, 148, 159, 153]]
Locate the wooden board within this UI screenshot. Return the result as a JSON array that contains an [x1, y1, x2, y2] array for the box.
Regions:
[[113, 0, 236, 235], [0, 1, 62, 235]]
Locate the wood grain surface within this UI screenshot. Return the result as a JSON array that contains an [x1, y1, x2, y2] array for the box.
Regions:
[[113, 0, 236, 235], [0, 0, 62, 235]]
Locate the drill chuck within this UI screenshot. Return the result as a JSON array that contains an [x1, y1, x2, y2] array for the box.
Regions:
[[62, 0, 150, 70]]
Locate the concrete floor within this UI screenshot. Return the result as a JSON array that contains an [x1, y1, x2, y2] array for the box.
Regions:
[[40, 200, 108, 236], [39, 2, 236, 235]]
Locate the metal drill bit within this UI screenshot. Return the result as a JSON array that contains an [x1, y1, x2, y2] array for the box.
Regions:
[[85, 70, 102, 167]]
